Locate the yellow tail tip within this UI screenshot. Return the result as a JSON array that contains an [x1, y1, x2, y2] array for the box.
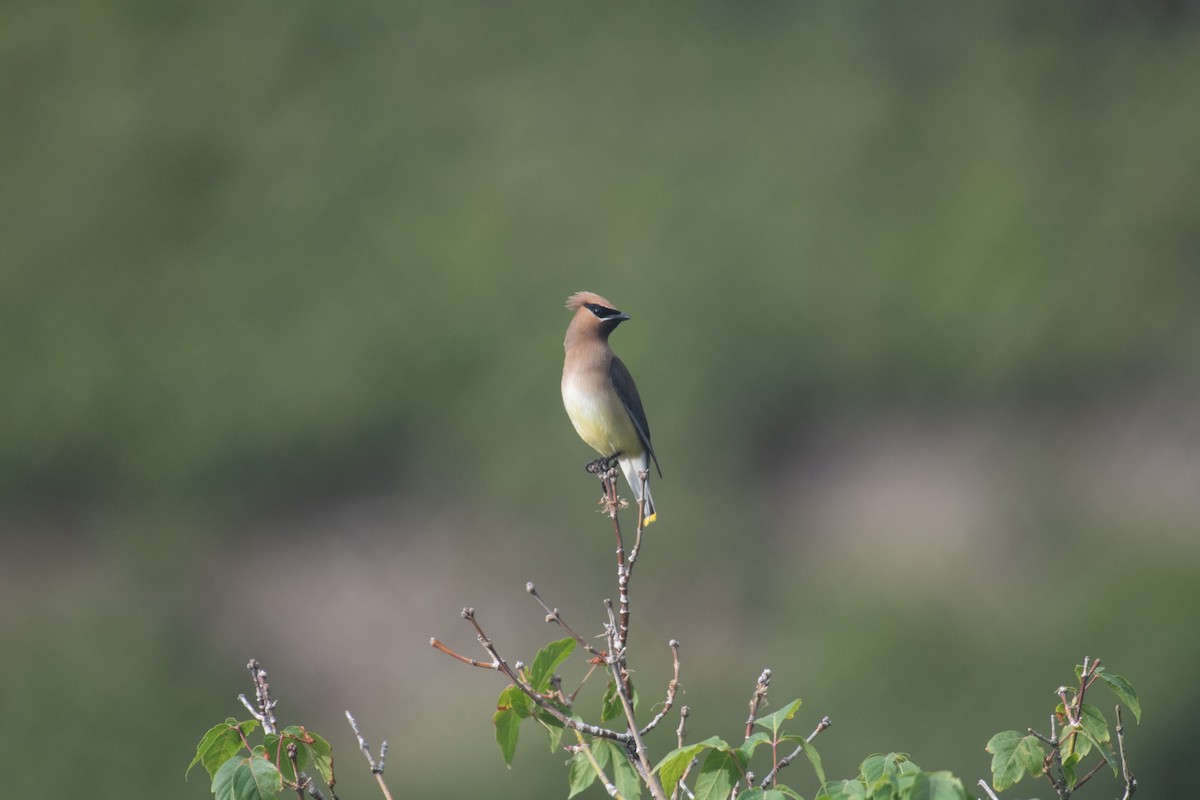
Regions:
[[643, 512, 657, 526]]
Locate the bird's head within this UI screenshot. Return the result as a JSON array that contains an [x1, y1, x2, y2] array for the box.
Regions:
[[565, 291, 631, 338]]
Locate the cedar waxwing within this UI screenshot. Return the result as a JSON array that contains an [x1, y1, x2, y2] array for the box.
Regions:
[[561, 291, 662, 524]]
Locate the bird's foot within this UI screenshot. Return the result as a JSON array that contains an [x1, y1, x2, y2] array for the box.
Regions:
[[585, 453, 621, 474]]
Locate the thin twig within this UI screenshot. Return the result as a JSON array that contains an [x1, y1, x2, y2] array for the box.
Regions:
[[1116, 705, 1137, 799], [672, 707, 696, 800], [1071, 758, 1106, 791], [286, 743, 305, 800], [1065, 657, 1103, 763], [745, 668, 772, 740], [568, 661, 601, 705], [455, 607, 629, 742], [976, 779, 1001, 800], [345, 711, 395, 800], [429, 637, 499, 669], [1037, 714, 1070, 800], [1026, 726, 1056, 747], [572, 730, 625, 800], [527, 582, 604, 657], [638, 640, 682, 737], [757, 716, 831, 789], [600, 468, 632, 659], [676, 705, 690, 749], [603, 623, 668, 800], [629, 469, 650, 566], [241, 660, 278, 734]]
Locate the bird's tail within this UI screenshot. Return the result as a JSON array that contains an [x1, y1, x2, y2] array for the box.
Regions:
[[618, 454, 657, 525]]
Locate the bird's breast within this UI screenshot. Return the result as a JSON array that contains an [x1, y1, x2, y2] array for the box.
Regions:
[[561, 378, 641, 457]]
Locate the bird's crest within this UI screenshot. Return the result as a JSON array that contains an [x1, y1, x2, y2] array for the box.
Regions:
[[566, 291, 615, 312]]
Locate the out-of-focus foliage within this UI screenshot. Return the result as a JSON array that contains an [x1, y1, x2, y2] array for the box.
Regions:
[[4, 1, 1198, 508], [1, 2, 1197, 799]]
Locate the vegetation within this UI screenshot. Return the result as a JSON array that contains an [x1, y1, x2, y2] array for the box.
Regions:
[[3, 3, 1193, 798], [190, 470, 1139, 799]]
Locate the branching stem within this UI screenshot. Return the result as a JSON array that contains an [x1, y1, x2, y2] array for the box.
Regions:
[[757, 716, 831, 789], [345, 711, 394, 800]]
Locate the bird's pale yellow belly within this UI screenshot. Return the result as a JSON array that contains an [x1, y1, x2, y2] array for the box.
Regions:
[[562, 382, 643, 458]]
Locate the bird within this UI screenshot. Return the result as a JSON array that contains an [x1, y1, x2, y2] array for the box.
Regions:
[[561, 291, 662, 524]]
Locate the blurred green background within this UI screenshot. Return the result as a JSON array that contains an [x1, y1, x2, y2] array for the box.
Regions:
[[3, 2, 1198, 797]]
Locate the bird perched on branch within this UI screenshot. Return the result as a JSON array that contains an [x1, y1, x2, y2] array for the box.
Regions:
[[561, 291, 661, 524]]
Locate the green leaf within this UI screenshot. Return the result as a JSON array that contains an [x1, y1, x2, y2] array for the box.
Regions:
[[738, 731, 772, 761], [1098, 672, 1141, 723], [908, 771, 968, 800], [601, 678, 639, 722], [601, 679, 623, 723], [1091, 737, 1120, 777], [815, 779, 867, 800], [211, 753, 283, 800], [860, 753, 910, 784], [774, 734, 826, 786], [305, 731, 334, 784], [1062, 750, 1078, 788], [528, 637, 576, 693], [653, 736, 731, 794], [536, 708, 566, 752], [493, 705, 521, 767], [867, 779, 896, 800], [567, 747, 600, 799], [800, 738, 827, 786], [986, 731, 1043, 791], [754, 699, 803, 736], [590, 740, 641, 800], [1061, 724, 1093, 759], [736, 789, 793, 799], [1078, 703, 1110, 744], [693, 748, 739, 800], [1080, 734, 1123, 782], [609, 743, 643, 800], [188, 719, 258, 781], [263, 732, 307, 781], [498, 684, 533, 719]]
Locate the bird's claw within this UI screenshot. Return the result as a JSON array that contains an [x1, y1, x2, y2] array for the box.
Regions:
[[585, 453, 621, 474]]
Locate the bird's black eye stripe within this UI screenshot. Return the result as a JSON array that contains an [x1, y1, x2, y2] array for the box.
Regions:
[[585, 303, 623, 319]]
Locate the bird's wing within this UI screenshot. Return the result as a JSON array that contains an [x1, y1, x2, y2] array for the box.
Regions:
[[609, 356, 662, 477]]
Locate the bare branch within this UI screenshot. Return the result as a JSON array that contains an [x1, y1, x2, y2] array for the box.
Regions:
[[976, 779, 1001, 800], [460, 607, 629, 742], [676, 705, 690, 749], [638, 640, 682, 737], [602, 631, 668, 800], [745, 668, 772, 740], [526, 581, 604, 658], [430, 637, 499, 669], [599, 468, 633, 657], [242, 660, 278, 734], [757, 716, 831, 789], [286, 743, 305, 800], [671, 707, 698, 800], [345, 710, 395, 800], [1116, 705, 1137, 800], [567, 661, 601, 705], [629, 469, 650, 566], [1071, 758, 1107, 791], [572, 730, 626, 800]]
